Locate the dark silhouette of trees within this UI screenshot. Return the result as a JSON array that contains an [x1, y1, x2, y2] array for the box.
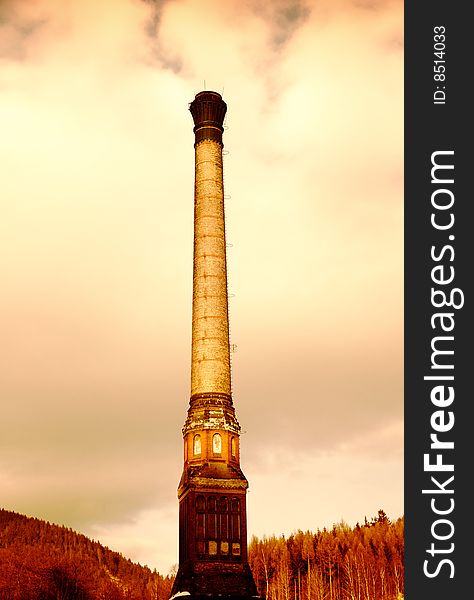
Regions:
[[248, 512, 404, 600]]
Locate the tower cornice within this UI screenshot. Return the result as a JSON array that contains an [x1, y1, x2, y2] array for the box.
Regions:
[[189, 91, 227, 146]]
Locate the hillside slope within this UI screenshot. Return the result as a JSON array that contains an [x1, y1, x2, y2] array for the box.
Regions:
[[0, 508, 173, 600]]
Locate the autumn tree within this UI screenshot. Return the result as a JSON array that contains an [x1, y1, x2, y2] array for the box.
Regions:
[[248, 512, 404, 600]]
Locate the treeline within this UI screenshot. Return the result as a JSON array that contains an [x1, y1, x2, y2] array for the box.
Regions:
[[248, 510, 404, 600], [1, 508, 404, 600], [0, 509, 173, 600]]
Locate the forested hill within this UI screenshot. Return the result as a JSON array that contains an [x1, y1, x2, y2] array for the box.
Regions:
[[0, 508, 173, 600], [0, 508, 403, 600], [248, 510, 404, 600]]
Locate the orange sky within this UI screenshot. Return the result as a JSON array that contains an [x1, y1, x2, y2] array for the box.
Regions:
[[0, 0, 403, 574]]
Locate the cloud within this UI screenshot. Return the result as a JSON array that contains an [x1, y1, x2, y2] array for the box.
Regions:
[[0, 0, 402, 573], [245, 0, 312, 50], [0, 0, 51, 60], [246, 439, 403, 541]]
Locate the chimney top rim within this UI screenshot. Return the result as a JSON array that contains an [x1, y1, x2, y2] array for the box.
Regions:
[[194, 90, 223, 100]]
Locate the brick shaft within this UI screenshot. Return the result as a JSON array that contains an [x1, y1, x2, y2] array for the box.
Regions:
[[191, 139, 231, 397]]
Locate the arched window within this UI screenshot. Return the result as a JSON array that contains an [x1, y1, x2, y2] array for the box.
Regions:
[[218, 497, 228, 513], [196, 495, 205, 556], [231, 436, 236, 458], [212, 433, 222, 454], [208, 496, 217, 513], [231, 497, 241, 544], [207, 496, 218, 556], [193, 434, 201, 456], [218, 496, 229, 555]]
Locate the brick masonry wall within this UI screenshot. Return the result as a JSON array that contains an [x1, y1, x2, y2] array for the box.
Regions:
[[191, 139, 231, 397]]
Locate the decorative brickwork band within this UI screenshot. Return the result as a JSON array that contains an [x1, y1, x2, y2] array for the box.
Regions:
[[190, 392, 232, 407]]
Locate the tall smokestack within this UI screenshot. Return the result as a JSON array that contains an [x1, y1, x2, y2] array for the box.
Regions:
[[169, 92, 259, 600], [190, 91, 232, 401]]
